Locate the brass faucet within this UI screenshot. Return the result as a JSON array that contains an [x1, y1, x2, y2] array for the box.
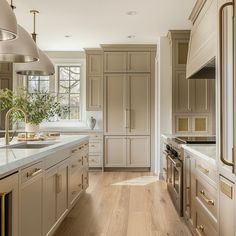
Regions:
[[5, 107, 27, 145]]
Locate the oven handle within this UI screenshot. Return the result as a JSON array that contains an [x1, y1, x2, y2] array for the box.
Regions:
[[167, 154, 182, 168]]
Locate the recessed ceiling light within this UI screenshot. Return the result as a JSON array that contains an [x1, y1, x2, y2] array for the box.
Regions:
[[65, 35, 72, 38], [127, 35, 136, 39], [127, 11, 137, 16]]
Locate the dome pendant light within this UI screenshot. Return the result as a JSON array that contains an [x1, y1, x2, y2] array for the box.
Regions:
[[0, 0, 18, 41], [0, 2, 39, 62], [16, 10, 55, 76]]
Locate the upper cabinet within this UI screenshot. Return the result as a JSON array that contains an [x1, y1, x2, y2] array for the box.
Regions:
[[85, 49, 103, 111], [104, 48, 152, 73], [104, 52, 127, 73], [186, 0, 217, 78], [127, 52, 151, 72]]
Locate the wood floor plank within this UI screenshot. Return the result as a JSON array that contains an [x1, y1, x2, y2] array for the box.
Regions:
[[54, 172, 192, 236]]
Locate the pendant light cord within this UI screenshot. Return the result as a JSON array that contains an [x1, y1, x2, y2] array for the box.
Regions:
[[30, 10, 39, 43]]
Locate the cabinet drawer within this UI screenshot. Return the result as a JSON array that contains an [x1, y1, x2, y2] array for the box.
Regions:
[[21, 162, 43, 183], [195, 158, 217, 185], [195, 201, 217, 236], [196, 178, 217, 219], [89, 155, 102, 167], [69, 157, 83, 172], [90, 133, 103, 140], [89, 141, 102, 153]]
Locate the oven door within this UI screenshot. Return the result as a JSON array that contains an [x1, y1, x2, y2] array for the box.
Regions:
[[167, 155, 183, 216]]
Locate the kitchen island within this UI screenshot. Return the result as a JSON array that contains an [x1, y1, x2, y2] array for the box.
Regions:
[[0, 135, 89, 236]]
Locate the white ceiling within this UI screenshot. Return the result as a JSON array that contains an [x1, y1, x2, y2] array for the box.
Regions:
[[13, 0, 196, 51]]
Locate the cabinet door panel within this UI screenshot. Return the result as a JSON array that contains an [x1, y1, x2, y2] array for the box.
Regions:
[[128, 74, 150, 135], [104, 74, 127, 135], [56, 164, 68, 220], [44, 169, 57, 235], [87, 76, 103, 110], [87, 54, 103, 75], [128, 52, 150, 72], [174, 71, 193, 113], [21, 176, 43, 236], [0, 63, 12, 75], [105, 136, 126, 167], [193, 80, 209, 112], [126, 136, 150, 167], [104, 52, 127, 73]]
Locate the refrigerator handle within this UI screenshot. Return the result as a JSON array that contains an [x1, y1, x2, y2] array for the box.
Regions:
[[219, 1, 235, 172]]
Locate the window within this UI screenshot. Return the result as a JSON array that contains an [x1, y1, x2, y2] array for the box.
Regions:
[[28, 76, 50, 93], [26, 65, 81, 121], [58, 66, 81, 120]]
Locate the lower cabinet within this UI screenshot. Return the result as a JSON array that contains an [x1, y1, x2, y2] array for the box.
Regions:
[[44, 161, 68, 236], [183, 149, 218, 236], [105, 136, 150, 167], [0, 173, 19, 236], [18, 140, 89, 236], [20, 162, 44, 236]]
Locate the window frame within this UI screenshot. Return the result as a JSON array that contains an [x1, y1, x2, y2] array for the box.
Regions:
[[56, 64, 82, 121]]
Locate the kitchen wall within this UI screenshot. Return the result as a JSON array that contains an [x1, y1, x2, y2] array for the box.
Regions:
[[13, 51, 103, 131], [156, 36, 172, 176]]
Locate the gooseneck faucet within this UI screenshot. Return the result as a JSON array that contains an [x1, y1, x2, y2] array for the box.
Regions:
[[5, 107, 27, 145]]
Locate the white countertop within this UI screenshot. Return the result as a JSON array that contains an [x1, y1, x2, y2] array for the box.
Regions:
[[0, 135, 89, 178], [183, 144, 216, 163]]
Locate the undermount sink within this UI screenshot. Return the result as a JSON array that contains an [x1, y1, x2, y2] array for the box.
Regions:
[[0, 142, 56, 149]]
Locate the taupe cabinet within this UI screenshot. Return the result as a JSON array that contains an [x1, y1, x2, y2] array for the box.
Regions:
[[85, 49, 103, 111], [104, 136, 150, 167], [104, 73, 150, 135], [104, 51, 151, 73], [102, 45, 155, 169], [0, 173, 19, 236], [183, 149, 218, 236], [169, 31, 215, 134], [19, 141, 89, 236]]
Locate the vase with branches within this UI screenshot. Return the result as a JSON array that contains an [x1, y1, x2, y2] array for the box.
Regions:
[[0, 88, 69, 132]]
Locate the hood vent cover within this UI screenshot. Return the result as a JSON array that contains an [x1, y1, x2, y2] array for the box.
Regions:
[[186, 0, 217, 79]]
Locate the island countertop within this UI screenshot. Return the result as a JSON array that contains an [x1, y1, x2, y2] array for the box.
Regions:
[[183, 144, 216, 164], [0, 135, 89, 178]]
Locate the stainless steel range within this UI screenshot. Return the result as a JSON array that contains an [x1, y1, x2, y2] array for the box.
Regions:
[[163, 136, 216, 216]]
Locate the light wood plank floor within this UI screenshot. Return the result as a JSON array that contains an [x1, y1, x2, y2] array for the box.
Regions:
[[55, 172, 192, 236]]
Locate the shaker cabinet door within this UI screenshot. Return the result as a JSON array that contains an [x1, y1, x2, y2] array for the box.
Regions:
[[127, 52, 150, 72], [87, 76, 103, 111], [104, 136, 127, 167], [174, 71, 193, 113], [128, 74, 150, 135], [126, 136, 150, 167], [104, 74, 127, 135], [104, 52, 127, 73]]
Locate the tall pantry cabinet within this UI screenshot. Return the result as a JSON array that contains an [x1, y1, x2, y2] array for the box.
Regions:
[[102, 45, 156, 169]]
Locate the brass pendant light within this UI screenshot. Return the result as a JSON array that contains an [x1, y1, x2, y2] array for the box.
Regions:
[[0, 0, 18, 41], [0, 2, 39, 62], [16, 10, 55, 76]]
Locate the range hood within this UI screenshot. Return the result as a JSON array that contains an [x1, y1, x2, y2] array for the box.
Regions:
[[186, 0, 217, 79], [187, 58, 216, 79]]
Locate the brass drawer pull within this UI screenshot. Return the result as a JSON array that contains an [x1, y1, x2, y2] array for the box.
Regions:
[[78, 159, 82, 163], [71, 164, 77, 168], [197, 164, 209, 174], [197, 225, 205, 233], [56, 174, 62, 194], [27, 168, 42, 178], [200, 190, 214, 206], [72, 148, 78, 153]]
